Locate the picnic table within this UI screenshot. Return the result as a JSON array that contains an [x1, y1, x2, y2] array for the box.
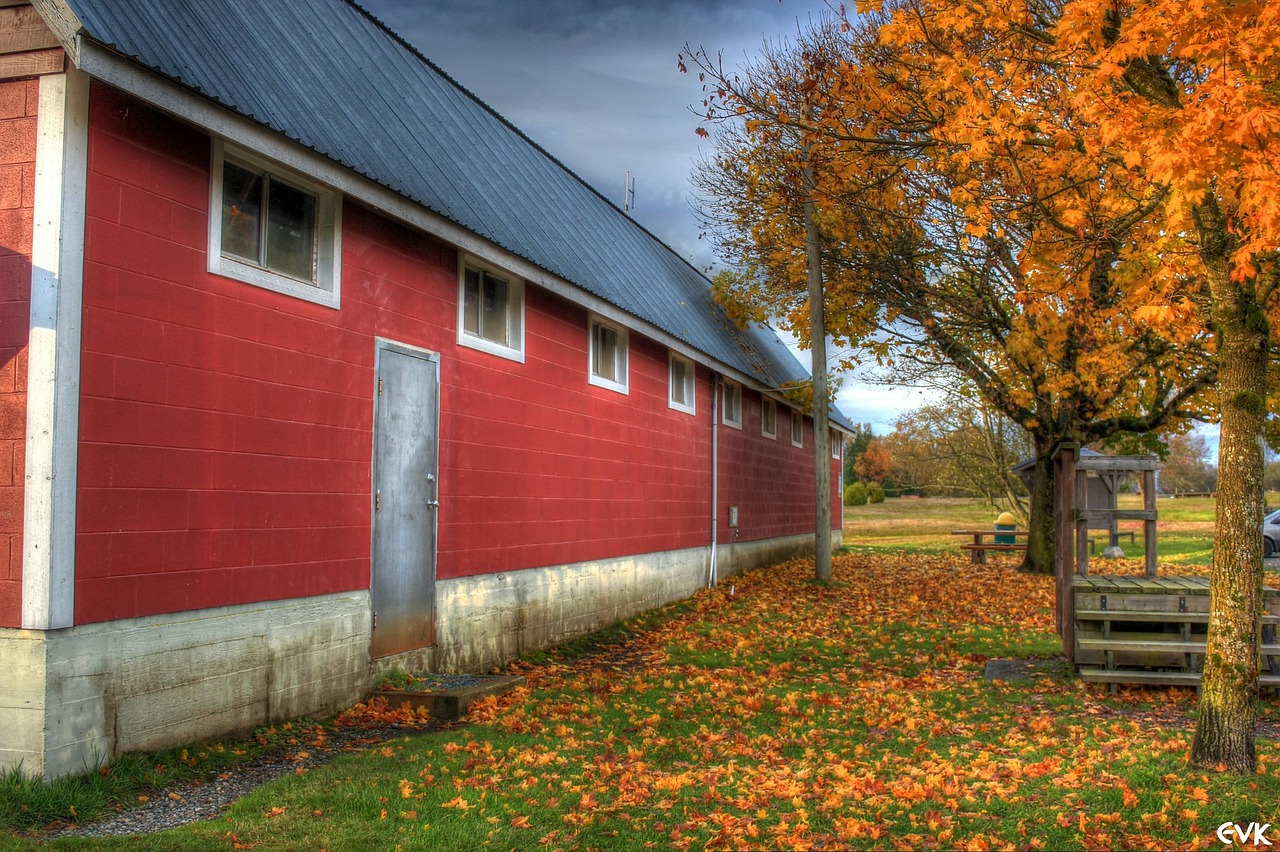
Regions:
[[951, 529, 1029, 564]]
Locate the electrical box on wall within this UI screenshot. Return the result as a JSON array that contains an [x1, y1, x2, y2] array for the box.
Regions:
[[728, 505, 739, 528]]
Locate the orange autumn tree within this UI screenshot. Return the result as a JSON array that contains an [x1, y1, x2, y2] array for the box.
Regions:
[[853, 438, 893, 485], [688, 8, 1214, 580], [1044, 0, 1280, 774], [861, 0, 1277, 777]]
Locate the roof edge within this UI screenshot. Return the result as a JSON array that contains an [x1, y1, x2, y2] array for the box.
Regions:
[[63, 38, 794, 398], [341, 0, 715, 285], [29, 0, 85, 64]]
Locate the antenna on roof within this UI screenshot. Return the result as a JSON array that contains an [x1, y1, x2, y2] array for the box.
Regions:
[[623, 171, 635, 214]]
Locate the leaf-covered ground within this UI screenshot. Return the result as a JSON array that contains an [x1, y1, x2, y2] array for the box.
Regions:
[[47, 553, 1280, 850]]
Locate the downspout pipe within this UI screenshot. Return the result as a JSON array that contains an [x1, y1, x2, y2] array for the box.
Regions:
[[709, 376, 720, 588]]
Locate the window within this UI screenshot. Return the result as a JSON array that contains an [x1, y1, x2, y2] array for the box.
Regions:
[[588, 316, 628, 393], [761, 398, 777, 439], [790, 409, 804, 447], [209, 141, 341, 308], [669, 353, 696, 414], [832, 430, 842, 460], [722, 381, 742, 429], [458, 259, 525, 362]]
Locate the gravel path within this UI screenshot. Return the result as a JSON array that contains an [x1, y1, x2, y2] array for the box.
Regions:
[[42, 720, 441, 840]]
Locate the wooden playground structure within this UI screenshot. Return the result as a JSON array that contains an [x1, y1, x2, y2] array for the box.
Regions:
[[1050, 445, 1280, 687]]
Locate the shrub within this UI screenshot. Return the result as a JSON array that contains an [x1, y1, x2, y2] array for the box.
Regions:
[[866, 482, 886, 504], [844, 482, 868, 506]]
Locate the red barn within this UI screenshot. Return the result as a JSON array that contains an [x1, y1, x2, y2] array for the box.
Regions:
[[0, 0, 848, 778]]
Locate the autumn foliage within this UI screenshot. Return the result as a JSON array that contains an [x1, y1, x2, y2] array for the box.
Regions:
[[688, 0, 1280, 772], [197, 554, 1280, 850]]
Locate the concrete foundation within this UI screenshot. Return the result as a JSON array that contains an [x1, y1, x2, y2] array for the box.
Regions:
[[0, 592, 371, 780], [2, 531, 837, 779], [375, 532, 834, 676]]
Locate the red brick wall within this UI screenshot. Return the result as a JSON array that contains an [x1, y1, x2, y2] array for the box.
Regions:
[[0, 78, 37, 628], [75, 84, 834, 623]]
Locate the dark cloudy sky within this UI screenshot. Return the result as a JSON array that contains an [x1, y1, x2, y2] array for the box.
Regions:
[[357, 0, 935, 430], [359, 0, 816, 267]]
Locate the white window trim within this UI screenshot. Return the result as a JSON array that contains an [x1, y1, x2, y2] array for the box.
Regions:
[[208, 140, 342, 309], [456, 255, 526, 363], [722, 380, 743, 429], [588, 314, 629, 394], [761, 397, 777, 439], [668, 352, 696, 415], [791, 409, 804, 447]]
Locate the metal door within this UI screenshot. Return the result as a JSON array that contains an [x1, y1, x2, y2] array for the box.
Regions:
[[370, 342, 440, 657]]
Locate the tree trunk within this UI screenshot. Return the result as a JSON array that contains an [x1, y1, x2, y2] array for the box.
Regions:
[[1191, 261, 1266, 774], [803, 157, 832, 583], [1020, 435, 1056, 575]]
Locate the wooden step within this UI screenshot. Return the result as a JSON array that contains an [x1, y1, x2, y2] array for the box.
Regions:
[[1078, 669, 1280, 687], [1076, 609, 1280, 625], [1077, 639, 1280, 655]]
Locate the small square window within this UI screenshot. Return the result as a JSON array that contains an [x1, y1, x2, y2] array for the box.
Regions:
[[209, 142, 341, 308], [791, 409, 804, 447], [761, 398, 777, 439], [722, 381, 742, 429], [588, 316, 628, 393], [669, 353, 696, 414], [458, 259, 525, 362]]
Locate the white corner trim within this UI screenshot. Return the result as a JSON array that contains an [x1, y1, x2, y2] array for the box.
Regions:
[[23, 70, 89, 630]]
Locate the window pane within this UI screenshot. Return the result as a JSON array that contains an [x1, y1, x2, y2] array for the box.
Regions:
[[594, 324, 618, 382], [725, 384, 741, 422], [481, 273, 510, 346], [463, 268, 481, 335], [508, 288, 522, 345], [221, 161, 263, 262], [264, 178, 317, 281], [671, 359, 687, 404]]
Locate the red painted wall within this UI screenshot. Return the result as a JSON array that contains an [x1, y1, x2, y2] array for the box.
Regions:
[[717, 391, 842, 546], [442, 308, 712, 578], [74, 84, 836, 624], [0, 78, 37, 629]]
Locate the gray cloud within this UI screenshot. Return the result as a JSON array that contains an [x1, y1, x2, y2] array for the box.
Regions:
[[357, 0, 877, 423], [359, 0, 818, 270]]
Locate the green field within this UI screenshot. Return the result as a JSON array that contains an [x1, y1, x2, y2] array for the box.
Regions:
[[842, 495, 1219, 567]]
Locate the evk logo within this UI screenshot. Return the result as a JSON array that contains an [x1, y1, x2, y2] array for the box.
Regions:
[[1217, 822, 1273, 846]]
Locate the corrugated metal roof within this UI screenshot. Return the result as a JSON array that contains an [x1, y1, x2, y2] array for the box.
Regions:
[[59, 0, 845, 420]]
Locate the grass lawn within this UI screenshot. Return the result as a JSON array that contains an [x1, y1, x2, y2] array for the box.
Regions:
[[842, 495, 1220, 567], [9, 548, 1278, 850]]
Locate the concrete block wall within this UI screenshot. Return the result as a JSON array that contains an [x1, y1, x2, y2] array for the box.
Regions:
[[0, 590, 369, 780], [379, 532, 834, 675]]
